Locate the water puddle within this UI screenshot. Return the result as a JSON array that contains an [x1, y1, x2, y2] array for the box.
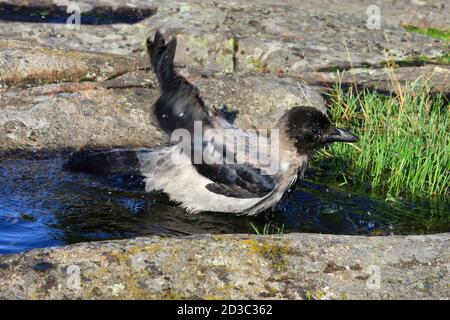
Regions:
[[0, 4, 154, 25], [0, 156, 448, 254]]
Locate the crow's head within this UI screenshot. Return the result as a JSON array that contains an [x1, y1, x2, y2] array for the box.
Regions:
[[285, 106, 358, 155]]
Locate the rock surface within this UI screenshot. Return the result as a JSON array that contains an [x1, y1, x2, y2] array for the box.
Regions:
[[1, 0, 448, 56], [295, 64, 450, 96], [0, 39, 142, 87], [0, 0, 448, 114], [0, 48, 323, 153], [0, 232, 448, 299]]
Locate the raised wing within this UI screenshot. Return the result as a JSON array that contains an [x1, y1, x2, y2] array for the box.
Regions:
[[147, 30, 212, 135]]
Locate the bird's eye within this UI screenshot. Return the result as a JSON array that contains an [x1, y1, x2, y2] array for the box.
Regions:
[[312, 128, 322, 140]]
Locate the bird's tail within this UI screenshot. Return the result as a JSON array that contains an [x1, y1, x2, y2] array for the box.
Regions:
[[147, 30, 178, 92], [64, 148, 149, 176]]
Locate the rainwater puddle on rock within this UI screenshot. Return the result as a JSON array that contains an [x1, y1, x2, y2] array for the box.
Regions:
[[0, 156, 448, 254], [0, 3, 154, 25]]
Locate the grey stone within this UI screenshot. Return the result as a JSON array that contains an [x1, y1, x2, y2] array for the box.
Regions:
[[0, 232, 448, 299], [0, 1, 447, 70], [0, 68, 323, 153], [0, 0, 448, 96], [294, 64, 450, 96], [0, 39, 144, 87]]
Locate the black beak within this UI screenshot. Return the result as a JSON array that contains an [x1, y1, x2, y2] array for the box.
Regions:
[[325, 128, 359, 143]]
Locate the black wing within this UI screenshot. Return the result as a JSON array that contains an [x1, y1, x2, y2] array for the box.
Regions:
[[196, 163, 275, 198], [147, 30, 212, 135]]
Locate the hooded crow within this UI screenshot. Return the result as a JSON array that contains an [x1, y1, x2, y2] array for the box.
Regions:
[[66, 31, 358, 215]]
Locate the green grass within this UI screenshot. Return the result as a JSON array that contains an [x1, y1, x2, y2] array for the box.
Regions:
[[411, 53, 449, 65], [403, 25, 450, 42], [314, 83, 449, 198], [435, 52, 450, 65], [381, 53, 450, 67], [251, 222, 284, 235], [401, 26, 449, 65]]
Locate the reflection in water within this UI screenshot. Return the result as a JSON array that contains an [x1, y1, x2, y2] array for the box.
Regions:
[[0, 4, 154, 25], [0, 156, 449, 254]]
